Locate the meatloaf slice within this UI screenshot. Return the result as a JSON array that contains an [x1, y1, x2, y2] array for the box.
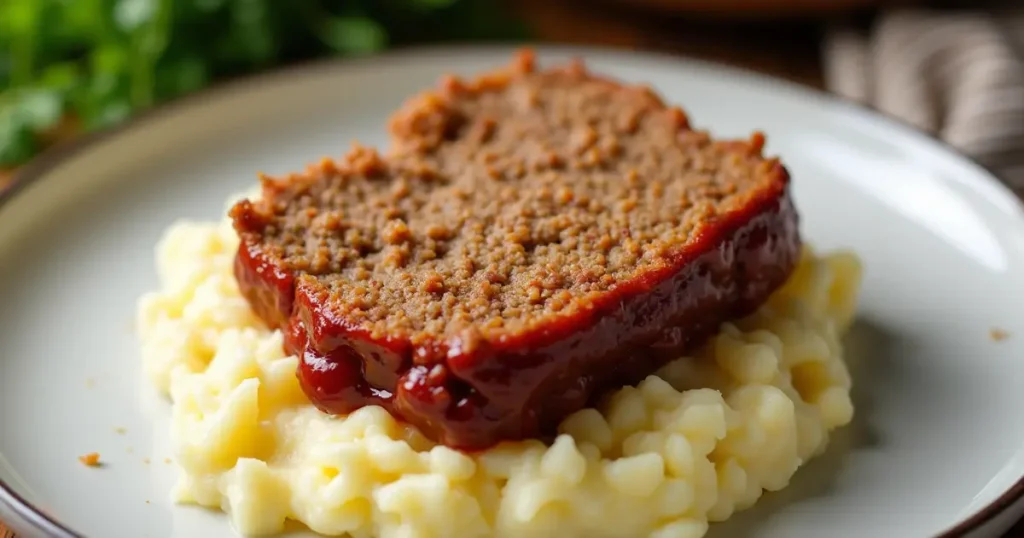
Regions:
[[230, 50, 801, 450]]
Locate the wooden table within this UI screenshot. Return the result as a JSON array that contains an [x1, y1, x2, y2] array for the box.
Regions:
[[0, 1, 1020, 536]]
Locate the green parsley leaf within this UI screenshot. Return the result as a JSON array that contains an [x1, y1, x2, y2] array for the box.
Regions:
[[0, 0, 530, 167], [319, 16, 388, 54]]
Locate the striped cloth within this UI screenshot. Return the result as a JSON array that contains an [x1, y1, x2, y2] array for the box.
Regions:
[[824, 8, 1024, 195]]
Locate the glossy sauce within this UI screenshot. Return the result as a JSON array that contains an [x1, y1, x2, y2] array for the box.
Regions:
[[236, 185, 800, 450]]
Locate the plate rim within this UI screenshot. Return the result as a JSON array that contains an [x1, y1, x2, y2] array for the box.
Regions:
[[1, 43, 1021, 538]]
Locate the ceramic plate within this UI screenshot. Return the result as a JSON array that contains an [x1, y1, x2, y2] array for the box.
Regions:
[[1, 45, 1023, 538]]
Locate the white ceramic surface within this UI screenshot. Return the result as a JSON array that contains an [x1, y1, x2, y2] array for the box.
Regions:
[[1, 45, 1023, 538]]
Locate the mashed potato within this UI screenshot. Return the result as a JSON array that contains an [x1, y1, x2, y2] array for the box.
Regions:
[[137, 213, 862, 538]]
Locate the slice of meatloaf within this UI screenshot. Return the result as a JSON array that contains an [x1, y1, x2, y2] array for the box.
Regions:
[[229, 50, 801, 450]]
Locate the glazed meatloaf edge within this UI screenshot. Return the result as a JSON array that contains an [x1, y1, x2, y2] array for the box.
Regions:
[[229, 49, 801, 450]]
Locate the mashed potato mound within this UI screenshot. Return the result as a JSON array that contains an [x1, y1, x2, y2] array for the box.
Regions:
[[137, 213, 862, 538]]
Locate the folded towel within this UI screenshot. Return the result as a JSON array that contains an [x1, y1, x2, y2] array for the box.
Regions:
[[824, 8, 1024, 196]]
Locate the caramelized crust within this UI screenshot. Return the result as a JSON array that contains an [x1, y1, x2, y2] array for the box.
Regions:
[[230, 50, 800, 449]]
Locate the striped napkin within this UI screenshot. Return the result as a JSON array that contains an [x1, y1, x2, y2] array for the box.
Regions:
[[823, 8, 1024, 196]]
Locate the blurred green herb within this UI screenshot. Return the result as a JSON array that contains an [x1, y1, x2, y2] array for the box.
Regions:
[[0, 0, 527, 167]]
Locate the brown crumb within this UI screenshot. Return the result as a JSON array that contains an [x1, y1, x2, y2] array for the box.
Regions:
[[164, 458, 172, 464], [142, 458, 151, 465], [990, 328, 1010, 342], [145, 500, 151, 504], [0, 168, 12, 191], [114, 427, 127, 435], [79, 453, 101, 467]]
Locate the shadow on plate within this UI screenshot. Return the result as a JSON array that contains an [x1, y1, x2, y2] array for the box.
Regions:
[[705, 317, 891, 537]]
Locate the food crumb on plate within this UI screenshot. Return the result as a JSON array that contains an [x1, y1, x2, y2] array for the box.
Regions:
[[114, 427, 127, 434], [78, 453, 101, 467], [85, 378, 95, 388], [142, 458, 150, 465], [163, 458, 172, 464], [990, 328, 1010, 341]]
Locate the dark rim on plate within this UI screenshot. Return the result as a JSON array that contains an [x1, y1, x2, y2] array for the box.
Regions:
[[0, 44, 1021, 538]]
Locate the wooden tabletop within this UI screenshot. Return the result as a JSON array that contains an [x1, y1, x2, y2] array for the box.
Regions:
[[0, 1, 1020, 536]]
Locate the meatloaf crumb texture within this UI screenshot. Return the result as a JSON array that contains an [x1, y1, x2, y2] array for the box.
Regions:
[[230, 49, 801, 449]]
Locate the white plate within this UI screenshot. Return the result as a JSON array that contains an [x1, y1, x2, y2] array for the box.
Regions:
[[1, 45, 1023, 538]]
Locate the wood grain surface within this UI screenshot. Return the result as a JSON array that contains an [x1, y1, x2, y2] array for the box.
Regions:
[[1, 1, 1021, 536], [605, 0, 904, 17]]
